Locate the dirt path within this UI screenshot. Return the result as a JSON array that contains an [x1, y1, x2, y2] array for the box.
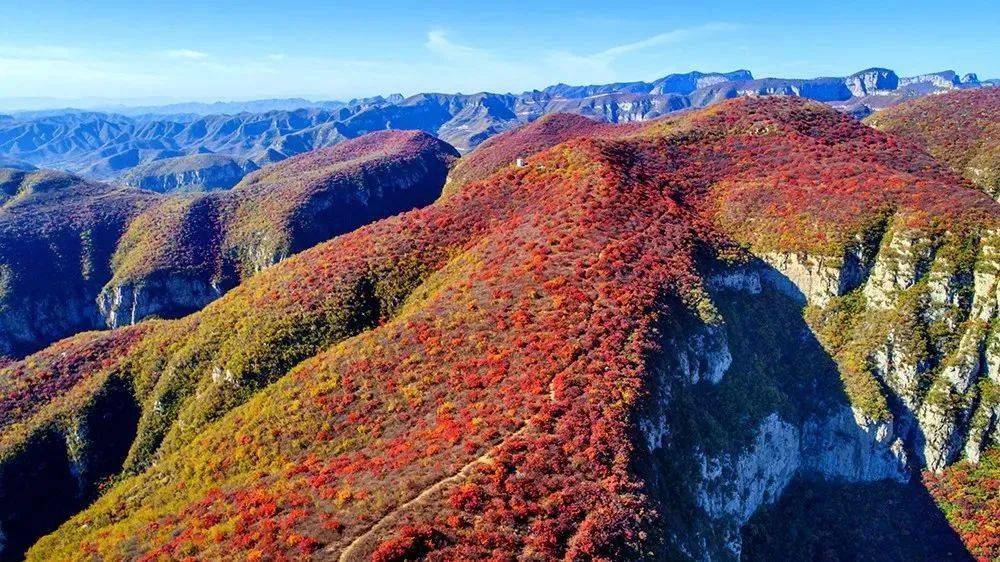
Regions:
[[332, 425, 528, 561]]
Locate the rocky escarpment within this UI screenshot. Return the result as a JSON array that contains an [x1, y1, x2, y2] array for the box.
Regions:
[[639, 256, 912, 560], [97, 131, 458, 328], [0, 169, 154, 359], [97, 275, 223, 328], [119, 154, 260, 193], [747, 224, 1000, 472], [900, 71, 980, 91], [845, 67, 900, 97]]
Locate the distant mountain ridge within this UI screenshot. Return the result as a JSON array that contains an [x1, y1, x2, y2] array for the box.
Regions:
[[0, 131, 457, 360], [0, 67, 992, 191]]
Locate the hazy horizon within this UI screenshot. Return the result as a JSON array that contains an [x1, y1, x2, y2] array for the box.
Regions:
[[0, 64, 994, 113], [1, 0, 997, 111]]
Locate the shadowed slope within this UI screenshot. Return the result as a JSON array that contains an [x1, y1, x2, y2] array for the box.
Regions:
[[0, 168, 155, 358]]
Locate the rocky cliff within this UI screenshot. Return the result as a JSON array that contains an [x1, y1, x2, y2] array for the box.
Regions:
[[119, 153, 259, 193], [643, 221, 998, 558], [845, 67, 900, 97], [0, 168, 154, 359], [97, 130, 458, 327]]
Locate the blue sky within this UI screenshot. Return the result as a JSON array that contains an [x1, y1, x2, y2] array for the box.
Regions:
[[1, 0, 997, 106]]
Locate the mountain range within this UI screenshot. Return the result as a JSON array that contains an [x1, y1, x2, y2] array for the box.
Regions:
[[0, 68, 993, 193], [0, 85, 997, 561]]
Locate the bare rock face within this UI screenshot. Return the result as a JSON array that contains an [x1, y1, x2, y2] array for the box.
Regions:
[[799, 406, 909, 481], [965, 333, 1000, 463], [695, 407, 910, 559], [760, 252, 846, 306], [637, 221, 999, 558], [0, 133, 458, 359], [97, 276, 223, 328], [639, 319, 733, 453], [638, 255, 914, 560], [845, 68, 900, 97], [804, 227, 1000, 473], [900, 71, 965, 90], [120, 154, 260, 193], [862, 229, 937, 309], [760, 229, 881, 307], [696, 414, 802, 557]]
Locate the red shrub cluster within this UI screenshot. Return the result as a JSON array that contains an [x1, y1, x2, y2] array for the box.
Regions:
[[867, 87, 999, 192], [371, 525, 449, 562], [0, 326, 147, 433], [445, 113, 634, 193], [925, 448, 1000, 561]]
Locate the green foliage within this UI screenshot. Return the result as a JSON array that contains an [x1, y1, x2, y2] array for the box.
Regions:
[[806, 290, 892, 421]]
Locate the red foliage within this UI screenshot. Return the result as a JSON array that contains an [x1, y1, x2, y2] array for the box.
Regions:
[[371, 525, 449, 562], [20, 96, 1000, 560], [446, 112, 637, 192], [0, 326, 147, 432], [924, 448, 1000, 561], [868, 87, 999, 190]]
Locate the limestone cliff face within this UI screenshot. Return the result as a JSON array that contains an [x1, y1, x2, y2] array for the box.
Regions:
[[0, 134, 457, 357], [637, 223, 998, 559], [95, 151, 453, 332], [120, 155, 259, 193], [693, 408, 909, 559], [638, 259, 912, 560], [0, 295, 101, 359], [763, 226, 1000, 473], [97, 275, 223, 329], [0, 170, 151, 358], [845, 68, 900, 97]]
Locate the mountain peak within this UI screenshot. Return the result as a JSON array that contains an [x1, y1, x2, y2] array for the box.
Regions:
[[845, 68, 900, 96]]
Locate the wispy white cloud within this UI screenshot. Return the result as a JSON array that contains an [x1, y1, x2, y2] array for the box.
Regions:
[[0, 22, 744, 106], [543, 22, 743, 82], [163, 49, 208, 60], [424, 30, 491, 61], [594, 23, 742, 61]]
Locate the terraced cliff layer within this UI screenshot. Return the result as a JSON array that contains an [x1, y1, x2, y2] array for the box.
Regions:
[[0, 131, 457, 359], [1, 97, 997, 561]]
